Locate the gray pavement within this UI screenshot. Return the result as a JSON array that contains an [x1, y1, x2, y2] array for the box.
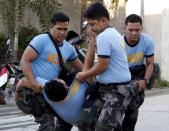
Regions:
[[0, 87, 169, 131], [145, 87, 169, 97], [136, 92, 169, 131]]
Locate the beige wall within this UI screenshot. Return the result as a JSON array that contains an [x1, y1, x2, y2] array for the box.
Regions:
[[23, 7, 41, 31], [143, 14, 162, 64], [144, 1, 169, 81], [59, 0, 81, 33]]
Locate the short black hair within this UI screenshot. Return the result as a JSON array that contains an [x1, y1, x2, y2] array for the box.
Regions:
[[51, 12, 70, 26], [84, 2, 110, 20], [125, 14, 142, 26], [44, 80, 67, 102]]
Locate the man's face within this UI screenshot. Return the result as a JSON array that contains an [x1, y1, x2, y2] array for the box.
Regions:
[[125, 22, 143, 43], [87, 19, 104, 34], [50, 22, 69, 43]]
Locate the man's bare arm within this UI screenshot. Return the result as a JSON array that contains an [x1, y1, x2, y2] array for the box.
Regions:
[[21, 46, 41, 92]]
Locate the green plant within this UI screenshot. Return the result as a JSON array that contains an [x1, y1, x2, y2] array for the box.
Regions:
[[18, 26, 39, 59], [2, 0, 62, 61], [0, 34, 7, 64], [156, 78, 169, 88], [155, 71, 169, 88]]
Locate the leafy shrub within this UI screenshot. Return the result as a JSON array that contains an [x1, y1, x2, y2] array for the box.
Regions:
[[18, 26, 39, 59], [0, 34, 7, 64], [156, 78, 169, 88]]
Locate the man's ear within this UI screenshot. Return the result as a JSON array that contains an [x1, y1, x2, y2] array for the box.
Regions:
[[100, 17, 107, 23]]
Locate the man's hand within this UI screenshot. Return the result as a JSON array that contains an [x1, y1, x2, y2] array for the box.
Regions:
[[76, 72, 88, 81], [86, 28, 96, 47], [15, 79, 41, 101], [137, 80, 147, 91]]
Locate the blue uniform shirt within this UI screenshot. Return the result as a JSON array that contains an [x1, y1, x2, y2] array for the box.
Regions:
[[124, 33, 155, 67], [96, 27, 131, 84], [29, 34, 77, 80]]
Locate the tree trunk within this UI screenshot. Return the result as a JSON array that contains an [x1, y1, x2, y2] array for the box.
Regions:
[[80, 0, 87, 32], [141, 0, 146, 32], [141, 0, 144, 21], [112, 0, 126, 34], [12, 0, 19, 62], [13, 31, 19, 62]]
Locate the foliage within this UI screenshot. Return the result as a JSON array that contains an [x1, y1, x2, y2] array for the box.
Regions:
[[0, 26, 39, 64], [0, 34, 7, 64], [2, 0, 27, 36], [18, 26, 39, 59], [112, 0, 119, 16], [156, 77, 169, 88], [27, 0, 62, 31], [1, 0, 62, 61], [1, 0, 126, 60], [2, 0, 28, 61], [2, 0, 14, 37]]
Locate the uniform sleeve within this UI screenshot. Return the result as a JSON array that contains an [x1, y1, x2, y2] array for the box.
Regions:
[[96, 35, 111, 58], [67, 45, 78, 61], [29, 35, 45, 54], [145, 37, 155, 57]]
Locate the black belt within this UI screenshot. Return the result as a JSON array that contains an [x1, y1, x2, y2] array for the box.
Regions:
[[96, 81, 130, 87]]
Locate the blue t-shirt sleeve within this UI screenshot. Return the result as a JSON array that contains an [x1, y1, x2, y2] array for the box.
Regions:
[[29, 35, 45, 54], [67, 45, 78, 61], [96, 35, 111, 57], [145, 37, 154, 57]]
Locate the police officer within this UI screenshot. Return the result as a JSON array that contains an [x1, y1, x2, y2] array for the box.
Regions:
[[76, 3, 131, 131], [18, 12, 83, 131], [122, 14, 159, 131]]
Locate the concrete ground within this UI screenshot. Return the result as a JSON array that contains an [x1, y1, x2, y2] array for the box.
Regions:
[[0, 87, 169, 131]]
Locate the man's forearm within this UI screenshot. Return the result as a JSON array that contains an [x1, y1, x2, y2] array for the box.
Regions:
[[83, 42, 95, 72], [144, 63, 154, 79], [21, 60, 37, 86], [70, 58, 83, 72], [84, 58, 109, 79]]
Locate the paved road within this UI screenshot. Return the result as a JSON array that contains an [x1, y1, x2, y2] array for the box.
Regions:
[[135, 93, 169, 131], [0, 88, 169, 131], [0, 99, 38, 131], [0, 98, 78, 131]]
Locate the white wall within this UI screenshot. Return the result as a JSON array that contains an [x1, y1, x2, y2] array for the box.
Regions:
[[144, 0, 169, 15], [161, 9, 169, 81], [126, 0, 141, 16]]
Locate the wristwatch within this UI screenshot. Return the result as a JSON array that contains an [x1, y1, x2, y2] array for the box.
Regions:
[[144, 78, 150, 85]]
